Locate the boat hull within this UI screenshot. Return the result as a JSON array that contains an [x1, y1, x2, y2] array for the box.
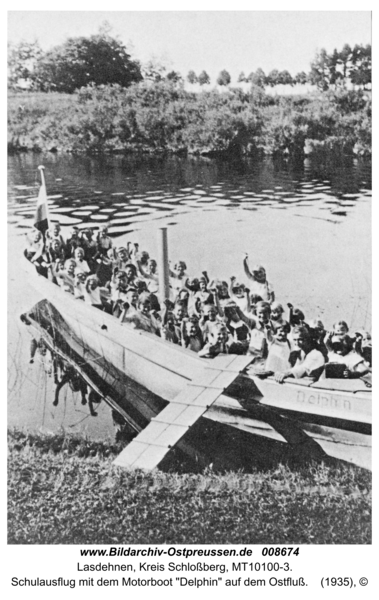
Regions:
[[21, 258, 372, 471]]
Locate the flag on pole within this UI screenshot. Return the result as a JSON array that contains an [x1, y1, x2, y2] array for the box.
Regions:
[[34, 166, 50, 237]]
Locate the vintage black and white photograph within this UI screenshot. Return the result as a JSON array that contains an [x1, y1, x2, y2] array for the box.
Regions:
[[8, 9, 372, 547]]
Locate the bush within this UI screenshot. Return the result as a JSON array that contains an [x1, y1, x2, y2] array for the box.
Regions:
[[8, 85, 371, 157]]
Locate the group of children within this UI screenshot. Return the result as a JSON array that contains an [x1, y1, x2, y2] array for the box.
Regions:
[[25, 224, 372, 381]]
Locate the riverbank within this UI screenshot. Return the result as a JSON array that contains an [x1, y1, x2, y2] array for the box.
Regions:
[[8, 84, 371, 158], [8, 429, 371, 544]]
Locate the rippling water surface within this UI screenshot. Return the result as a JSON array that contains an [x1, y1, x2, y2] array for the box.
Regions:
[[8, 153, 371, 436]]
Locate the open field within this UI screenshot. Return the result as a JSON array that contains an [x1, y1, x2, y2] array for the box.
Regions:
[[8, 429, 371, 545]]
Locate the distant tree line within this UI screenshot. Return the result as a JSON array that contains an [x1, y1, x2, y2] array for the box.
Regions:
[[188, 43, 370, 91], [8, 27, 371, 94]]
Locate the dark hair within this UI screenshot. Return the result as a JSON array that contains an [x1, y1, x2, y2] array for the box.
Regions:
[[273, 320, 290, 334], [292, 308, 305, 321], [255, 301, 271, 312], [292, 325, 309, 338], [124, 263, 137, 276], [138, 292, 151, 306]]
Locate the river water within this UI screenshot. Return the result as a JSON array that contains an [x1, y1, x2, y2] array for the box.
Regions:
[[7, 153, 372, 439]]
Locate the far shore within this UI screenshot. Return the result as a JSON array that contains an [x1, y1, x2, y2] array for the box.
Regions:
[[8, 85, 371, 158]]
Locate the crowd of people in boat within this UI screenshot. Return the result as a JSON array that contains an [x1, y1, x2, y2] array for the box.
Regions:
[[25, 224, 372, 382]]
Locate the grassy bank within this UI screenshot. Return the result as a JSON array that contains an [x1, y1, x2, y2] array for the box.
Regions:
[[8, 429, 371, 544], [8, 84, 371, 157]]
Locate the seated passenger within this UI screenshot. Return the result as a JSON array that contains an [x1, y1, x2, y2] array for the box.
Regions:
[[181, 316, 204, 352], [229, 277, 251, 316], [274, 325, 325, 382], [66, 227, 84, 257], [209, 280, 230, 311], [223, 301, 251, 355], [74, 271, 87, 300], [308, 318, 328, 359], [96, 225, 113, 257], [193, 273, 213, 310], [24, 230, 48, 276], [198, 324, 231, 358], [170, 260, 187, 297], [46, 238, 65, 266], [46, 223, 65, 248], [109, 270, 129, 316], [112, 246, 132, 272], [243, 254, 274, 302], [55, 259, 77, 294], [270, 302, 285, 324], [175, 287, 191, 313], [74, 247, 91, 274], [326, 334, 370, 378], [265, 321, 292, 372], [200, 304, 223, 343], [249, 294, 263, 315], [184, 278, 202, 316], [123, 263, 141, 289], [81, 228, 98, 269], [162, 299, 184, 344], [119, 287, 139, 322], [49, 257, 66, 285], [121, 294, 161, 335], [324, 321, 350, 355], [354, 331, 372, 367], [332, 320, 350, 338], [247, 301, 273, 363], [129, 243, 149, 268], [287, 303, 308, 330], [137, 258, 159, 294], [82, 275, 109, 309], [161, 311, 180, 345]]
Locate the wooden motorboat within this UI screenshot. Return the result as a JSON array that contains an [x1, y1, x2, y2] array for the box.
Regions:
[[21, 254, 372, 472], [19, 164, 371, 471]]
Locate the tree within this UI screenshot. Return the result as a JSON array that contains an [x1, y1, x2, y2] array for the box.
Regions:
[[237, 71, 247, 83], [187, 70, 198, 84], [198, 70, 210, 85], [166, 70, 183, 84], [339, 43, 353, 81], [217, 69, 231, 86], [33, 32, 142, 93], [266, 69, 280, 87], [294, 71, 308, 86], [308, 48, 332, 91], [248, 68, 266, 88], [350, 44, 371, 89], [7, 40, 42, 89], [143, 58, 172, 83], [277, 70, 293, 86]]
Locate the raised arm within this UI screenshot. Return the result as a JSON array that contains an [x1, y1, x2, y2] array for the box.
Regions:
[[243, 253, 254, 281], [245, 287, 252, 313], [324, 331, 334, 353], [202, 271, 210, 286], [210, 287, 224, 318], [287, 303, 294, 327]]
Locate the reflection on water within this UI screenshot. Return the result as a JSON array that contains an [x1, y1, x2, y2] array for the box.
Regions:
[[8, 154, 371, 236], [8, 153, 371, 437]]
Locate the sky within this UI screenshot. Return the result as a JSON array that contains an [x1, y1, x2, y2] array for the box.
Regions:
[[7, 9, 372, 83]]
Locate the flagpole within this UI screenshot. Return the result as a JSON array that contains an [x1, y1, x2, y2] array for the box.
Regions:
[[35, 165, 50, 237]]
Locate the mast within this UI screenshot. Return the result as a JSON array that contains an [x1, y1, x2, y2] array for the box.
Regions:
[[157, 227, 170, 302]]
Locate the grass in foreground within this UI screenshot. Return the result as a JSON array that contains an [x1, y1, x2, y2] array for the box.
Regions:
[[8, 429, 371, 545]]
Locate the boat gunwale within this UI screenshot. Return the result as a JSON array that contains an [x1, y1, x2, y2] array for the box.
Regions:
[[23, 255, 372, 410]]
